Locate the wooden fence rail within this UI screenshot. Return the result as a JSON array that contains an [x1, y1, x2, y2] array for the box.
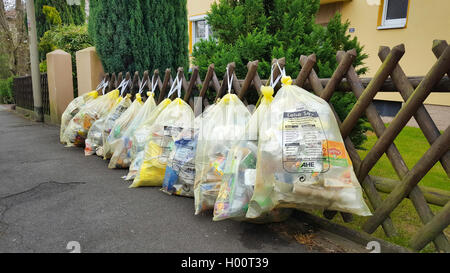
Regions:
[[98, 40, 450, 252]]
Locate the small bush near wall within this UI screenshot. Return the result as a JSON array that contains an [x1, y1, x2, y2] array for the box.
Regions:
[[0, 77, 14, 104], [39, 24, 93, 97]]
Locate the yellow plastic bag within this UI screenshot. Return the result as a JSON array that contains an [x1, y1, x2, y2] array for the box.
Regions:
[[125, 98, 171, 180], [60, 90, 98, 144], [213, 86, 274, 221], [84, 95, 129, 156], [62, 90, 119, 147], [247, 77, 372, 218], [161, 104, 216, 197], [104, 94, 144, 165], [108, 92, 156, 169], [194, 93, 251, 215], [130, 98, 194, 188]]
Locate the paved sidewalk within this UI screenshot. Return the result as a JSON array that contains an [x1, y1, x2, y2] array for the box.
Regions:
[[0, 108, 366, 253], [381, 104, 450, 131]]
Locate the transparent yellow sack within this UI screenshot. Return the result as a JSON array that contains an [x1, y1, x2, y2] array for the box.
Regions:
[[63, 90, 119, 147], [108, 92, 156, 169], [213, 87, 276, 221], [84, 96, 128, 156], [194, 93, 251, 215], [161, 104, 216, 197], [60, 90, 98, 144], [125, 98, 171, 181], [246, 77, 372, 218], [130, 98, 194, 188], [104, 94, 143, 159], [99, 95, 133, 158]]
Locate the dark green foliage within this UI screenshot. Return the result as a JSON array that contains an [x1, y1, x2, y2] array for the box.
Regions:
[[330, 92, 371, 147], [35, 0, 86, 40], [38, 24, 93, 96], [192, 0, 369, 147], [0, 53, 11, 79], [0, 77, 14, 104], [89, 0, 189, 75]]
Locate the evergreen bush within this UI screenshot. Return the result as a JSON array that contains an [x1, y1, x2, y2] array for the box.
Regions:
[[192, 0, 369, 147]]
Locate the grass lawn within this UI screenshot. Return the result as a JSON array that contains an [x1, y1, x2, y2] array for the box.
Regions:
[[331, 125, 449, 252]]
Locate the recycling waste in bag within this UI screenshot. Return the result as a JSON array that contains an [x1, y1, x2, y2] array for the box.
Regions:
[[108, 91, 156, 169], [161, 104, 215, 197], [103, 94, 144, 160], [130, 76, 195, 188], [246, 76, 372, 218], [57, 66, 372, 227], [125, 98, 171, 180], [213, 65, 291, 222], [194, 70, 251, 215], [62, 89, 119, 147], [84, 94, 131, 156], [60, 90, 99, 145]]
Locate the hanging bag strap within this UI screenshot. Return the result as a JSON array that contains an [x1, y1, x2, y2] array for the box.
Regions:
[[167, 75, 182, 98], [117, 78, 130, 97], [150, 75, 158, 94], [226, 66, 234, 94], [138, 79, 148, 95], [96, 78, 109, 95]]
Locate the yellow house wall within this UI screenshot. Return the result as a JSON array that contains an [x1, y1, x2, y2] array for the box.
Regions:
[[187, 0, 216, 55], [339, 0, 450, 106], [187, 0, 215, 17]]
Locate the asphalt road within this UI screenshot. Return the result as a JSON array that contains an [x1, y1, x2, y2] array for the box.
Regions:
[[0, 108, 364, 253]]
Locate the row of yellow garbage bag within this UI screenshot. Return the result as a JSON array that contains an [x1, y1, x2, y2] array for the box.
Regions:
[[59, 75, 371, 224]]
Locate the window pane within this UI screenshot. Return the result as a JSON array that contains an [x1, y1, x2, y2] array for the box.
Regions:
[[195, 20, 206, 39], [386, 0, 409, 20]]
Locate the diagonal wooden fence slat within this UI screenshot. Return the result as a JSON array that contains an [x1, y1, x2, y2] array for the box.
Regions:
[[299, 52, 398, 236], [409, 201, 450, 251], [358, 45, 450, 183], [340, 44, 405, 139], [337, 48, 450, 251], [363, 127, 450, 250], [379, 46, 450, 177], [433, 40, 450, 77]]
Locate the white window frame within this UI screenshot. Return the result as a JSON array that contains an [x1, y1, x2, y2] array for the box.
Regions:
[[190, 14, 210, 46], [377, 0, 409, 30]]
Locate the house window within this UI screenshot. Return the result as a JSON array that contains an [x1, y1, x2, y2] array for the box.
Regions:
[[190, 15, 212, 46], [378, 0, 409, 29]]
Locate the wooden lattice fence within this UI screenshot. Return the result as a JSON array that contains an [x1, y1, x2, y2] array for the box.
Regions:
[[98, 40, 450, 252]]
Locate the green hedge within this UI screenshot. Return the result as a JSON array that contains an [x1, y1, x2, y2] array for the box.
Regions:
[[39, 24, 93, 97]]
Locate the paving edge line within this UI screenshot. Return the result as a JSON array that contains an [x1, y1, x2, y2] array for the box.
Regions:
[[6, 105, 53, 124], [292, 210, 413, 253]]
